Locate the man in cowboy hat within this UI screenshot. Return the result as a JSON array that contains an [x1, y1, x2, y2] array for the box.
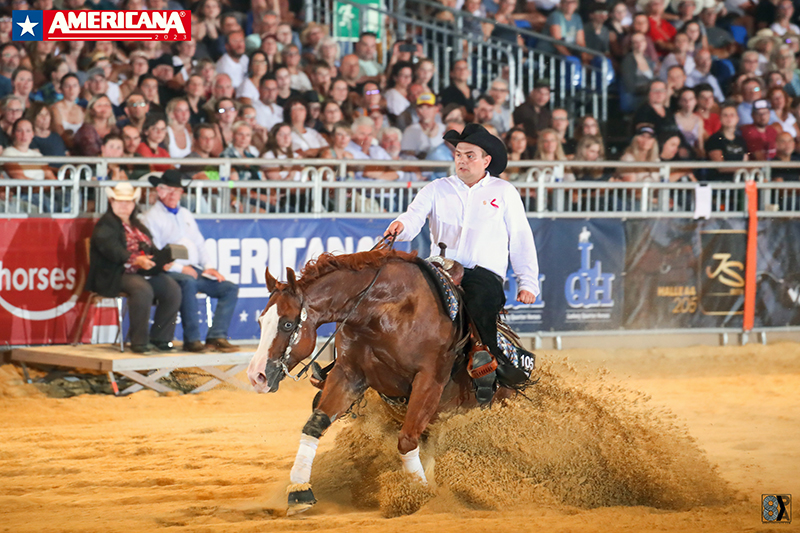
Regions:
[[141, 170, 240, 353], [384, 124, 540, 404]]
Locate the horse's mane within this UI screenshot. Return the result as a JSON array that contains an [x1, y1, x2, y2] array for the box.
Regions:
[[297, 247, 418, 289]]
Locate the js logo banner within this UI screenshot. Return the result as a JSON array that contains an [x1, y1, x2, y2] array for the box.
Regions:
[[762, 494, 792, 523]]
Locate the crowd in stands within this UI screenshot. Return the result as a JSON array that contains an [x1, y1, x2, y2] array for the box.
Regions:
[[1, 0, 800, 213]]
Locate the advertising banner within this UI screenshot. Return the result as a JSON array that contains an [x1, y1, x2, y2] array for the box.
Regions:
[[754, 219, 800, 328], [623, 218, 746, 330]]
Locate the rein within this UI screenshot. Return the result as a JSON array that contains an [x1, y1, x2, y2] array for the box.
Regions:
[[279, 235, 396, 381]]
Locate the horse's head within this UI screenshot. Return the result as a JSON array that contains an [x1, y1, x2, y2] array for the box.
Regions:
[[247, 267, 318, 394]]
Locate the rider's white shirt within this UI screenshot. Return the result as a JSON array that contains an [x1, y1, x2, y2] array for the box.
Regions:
[[394, 173, 540, 297]]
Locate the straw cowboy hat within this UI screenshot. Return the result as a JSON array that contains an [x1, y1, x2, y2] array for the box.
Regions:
[[443, 123, 508, 176], [106, 182, 141, 202], [748, 28, 777, 49]]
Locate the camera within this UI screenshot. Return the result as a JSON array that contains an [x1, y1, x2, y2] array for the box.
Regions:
[[399, 38, 416, 53]]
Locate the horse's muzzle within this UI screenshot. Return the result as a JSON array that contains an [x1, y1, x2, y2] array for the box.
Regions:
[[251, 359, 286, 394]]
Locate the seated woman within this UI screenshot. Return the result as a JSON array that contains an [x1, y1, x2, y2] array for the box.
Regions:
[[319, 121, 355, 161], [572, 135, 611, 181], [49, 73, 85, 149], [27, 103, 67, 163], [673, 87, 705, 159], [72, 95, 117, 156], [220, 121, 260, 181], [617, 123, 660, 182], [535, 128, 575, 181], [88, 182, 180, 354], [4, 117, 61, 211], [286, 97, 328, 158], [135, 114, 172, 172], [258, 122, 304, 212], [501, 127, 534, 181]]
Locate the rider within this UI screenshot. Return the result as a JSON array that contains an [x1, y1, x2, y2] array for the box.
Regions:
[[384, 123, 540, 404]]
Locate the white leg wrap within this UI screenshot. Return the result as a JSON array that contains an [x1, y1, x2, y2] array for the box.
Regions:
[[400, 447, 428, 484], [289, 434, 319, 485]]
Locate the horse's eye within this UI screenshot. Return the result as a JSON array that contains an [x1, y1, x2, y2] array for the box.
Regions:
[[281, 320, 294, 332]]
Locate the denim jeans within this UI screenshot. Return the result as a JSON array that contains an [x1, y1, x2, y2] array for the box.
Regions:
[[167, 267, 239, 342]]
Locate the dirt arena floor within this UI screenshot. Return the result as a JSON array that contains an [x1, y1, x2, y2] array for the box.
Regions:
[[1, 342, 799, 533]]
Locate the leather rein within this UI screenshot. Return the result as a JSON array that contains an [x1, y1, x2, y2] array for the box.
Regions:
[[278, 235, 396, 381]]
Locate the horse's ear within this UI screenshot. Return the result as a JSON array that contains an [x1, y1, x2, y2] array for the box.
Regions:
[[286, 267, 298, 293], [265, 267, 277, 293]]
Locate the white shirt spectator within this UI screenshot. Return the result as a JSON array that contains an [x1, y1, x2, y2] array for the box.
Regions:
[[106, 81, 121, 106], [392, 173, 540, 295], [216, 53, 250, 89], [771, 22, 800, 36], [385, 88, 411, 116], [290, 72, 313, 92], [262, 150, 303, 180], [167, 126, 193, 159], [771, 112, 798, 138], [291, 127, 328, 153], [252, 100, 284, 131], [141, 201, 213, 273], [400, 122, 446, 156], [3, 146, 45, 179], [236, 78, 259, 102], [685, 70, 725, 102]]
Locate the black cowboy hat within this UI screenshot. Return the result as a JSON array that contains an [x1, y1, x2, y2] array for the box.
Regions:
[[148, 54, 183, 75], [148, 169, 191, 190], [443, 123, 508, 176]]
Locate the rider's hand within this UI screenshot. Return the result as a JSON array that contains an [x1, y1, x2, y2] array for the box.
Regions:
[[517, 290, 537, 304], [384, 221, 404, 237]]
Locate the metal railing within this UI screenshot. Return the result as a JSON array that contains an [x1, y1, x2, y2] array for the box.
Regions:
[[1, 156, 800, 218]]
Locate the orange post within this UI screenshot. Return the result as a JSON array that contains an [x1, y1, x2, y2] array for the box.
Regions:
[[743, 180, 758, 331]]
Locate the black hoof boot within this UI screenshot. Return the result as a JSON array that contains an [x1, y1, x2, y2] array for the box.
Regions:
[[311, 390, 322, 410], [471, 350, 496, 406], [287, 484, 317, 516]]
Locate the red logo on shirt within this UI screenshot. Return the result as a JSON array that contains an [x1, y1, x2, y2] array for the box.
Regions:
[[490, 199, 499, 208]]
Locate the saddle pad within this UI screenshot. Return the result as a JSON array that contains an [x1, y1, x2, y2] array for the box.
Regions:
[[497, 330, 536, 377], [416, 258, 459, 322]]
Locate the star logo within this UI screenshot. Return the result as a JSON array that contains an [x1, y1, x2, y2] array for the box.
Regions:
[[16, 15, 38, 36], [239, 310, 249, 322]]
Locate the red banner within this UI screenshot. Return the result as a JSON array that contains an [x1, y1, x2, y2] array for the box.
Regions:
[[0, 218, 99, 345], [43, 10, 190, 41]]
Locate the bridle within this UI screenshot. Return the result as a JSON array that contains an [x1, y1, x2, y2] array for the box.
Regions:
[[275, 235, 396, 381]]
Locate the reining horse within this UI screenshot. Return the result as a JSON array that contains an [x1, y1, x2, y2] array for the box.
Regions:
[[246, 246, 516, 515]]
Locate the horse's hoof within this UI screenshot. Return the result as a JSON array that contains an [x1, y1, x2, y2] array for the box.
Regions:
[[287, 485, 316, 516]]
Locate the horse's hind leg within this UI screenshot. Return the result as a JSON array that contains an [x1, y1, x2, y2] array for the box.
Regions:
[[397, 371, 447, 483], [286, 364, 366, 515]]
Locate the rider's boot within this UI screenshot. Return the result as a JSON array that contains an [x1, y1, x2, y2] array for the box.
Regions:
[[470, 350, 497, 406]]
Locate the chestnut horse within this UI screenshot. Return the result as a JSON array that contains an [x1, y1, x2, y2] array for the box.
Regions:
[[246, 247, 507, 515]]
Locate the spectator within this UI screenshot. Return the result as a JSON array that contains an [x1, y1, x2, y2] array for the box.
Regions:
[[385, 62, 414, 117], [120, 51, 150, 101], [551, 107, 573, 157], [700, 6, 738, 60], [117, 93, 150, 132], [315, 36, 340, 78], [221, 122, 260, 180], [147, 56, 181, 106], [185, 74, 208, 126], [100, 134, 128, 181], [339, 54, 362, 91], [645, 0, 676, 55], [695, 84, 721, 137], [31, 56, 68, 105], [425, 119, 464, 180], [166, 98, 193, 159], [263, 122, 302, 182], [275, 23, 297, 53], [659, 32, 696, 80], [767, 70, 787, 91], [72, 95, 117, 156], [4, 118, 56, 181], [138, 74, 164, 113], [236, 51, 268, 103], [320, 121, 355, 160], [239, 104, 268, 154], [685, 49, 725, 102], [770, 0, 799, 36], [487, 78, 513, 134], [27, 102, 66, 162], [535, 128, 571, 177], [186, 123, 238, 181], [11, 67, 33, 110], [769, 87, 800, 137], [309, 63, 332, 102], [121, 125, 142, 158], [474, 94, 497, 129], [741, 99, 779, 160], [513, 80, 552, 141], [283, 45, 312, 93], [0, 95, 23, 143], [328, 78, 355, 121], [540, 0, 586, 57], [401, 93, 445, 158], [300, 22, 326, 63], [566, 115, 601, 154], [633, 80, 679, 138], [618, 124, 660, 181], [585, 2, 611, 54], [0, 44, 19, 97], [252, 75, 283, 131], [739, 50, 763, 78], [607, 2, 630, 62], [142, 170, 240, 353], [706, 103, 748, 180], [318, 100, 342, 140], [247, 12, 279, 54], [356, 32, 383, 80], [175, 40, 198, 83], [414, 59, 435, 95], [621, 32, 657, 109], [573, 135, 610, 180], [286, 97, 328, 158], [770, 132, 800, 181], [202, 73, 238, 120], [623, 14, 660, 65], [440, 59, 477, 115], [674, 87, 705, 158], [88, 182, 180, 354], [135, 113, 172, 171], [274, 66, 301, 107], [347, 116, 400, 181], [771, 45, 800, 97], [194, 0, 225, 60], [502, 127, 534, 181], [682, 20, 707, 52], [658, 131, 696, 181], [672, 0, 700, 32], [738, 77, 765, 126], [216, 30, 249, 90], [353, 81, 385, 120], [259, 34, 281, 73]]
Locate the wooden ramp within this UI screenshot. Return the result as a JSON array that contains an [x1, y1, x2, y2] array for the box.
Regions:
[[10, 344, 256, 395]]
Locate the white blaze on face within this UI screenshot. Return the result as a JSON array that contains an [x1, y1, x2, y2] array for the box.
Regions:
[[247, 305, 280, 393]]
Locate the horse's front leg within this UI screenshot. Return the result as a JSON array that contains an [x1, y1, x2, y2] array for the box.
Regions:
[[286, 364, 366, 515], [397, 365, 450, 483]]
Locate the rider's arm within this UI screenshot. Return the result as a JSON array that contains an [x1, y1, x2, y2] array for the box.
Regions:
[[392, 180, 436, 241], [504, 185, 540, 298]]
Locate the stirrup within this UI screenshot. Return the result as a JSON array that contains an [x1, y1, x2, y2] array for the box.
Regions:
[[470, 350, 497, 406], [309, 361, 334, 390]]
